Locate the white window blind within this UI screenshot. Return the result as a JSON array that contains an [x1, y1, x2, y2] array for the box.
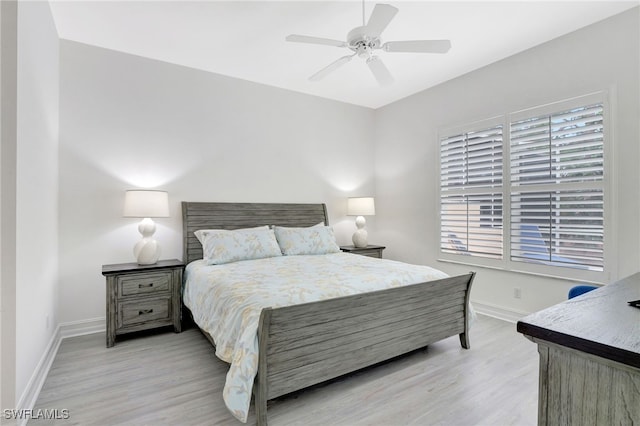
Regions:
[[440, 125, 503, 259], [509, 103, 605, 271]]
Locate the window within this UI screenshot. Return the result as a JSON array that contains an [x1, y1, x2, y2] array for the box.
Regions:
[[439, 93, 609, 280]]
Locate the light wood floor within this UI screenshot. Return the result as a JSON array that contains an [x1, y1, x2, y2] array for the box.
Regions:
[[30, 315, 538, 425]]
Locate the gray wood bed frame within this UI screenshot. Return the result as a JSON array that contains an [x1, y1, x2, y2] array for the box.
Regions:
[[182, 202, 475, 425]]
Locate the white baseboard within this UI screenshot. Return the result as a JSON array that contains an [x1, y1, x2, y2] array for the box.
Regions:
[[59, 317, 105, 339], [14, 318, 105, 425], [16, 326, 62, 426], [472, 300, 530, 323]]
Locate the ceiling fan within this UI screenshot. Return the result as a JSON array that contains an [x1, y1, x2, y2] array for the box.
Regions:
[[286, 2, 451, 86]]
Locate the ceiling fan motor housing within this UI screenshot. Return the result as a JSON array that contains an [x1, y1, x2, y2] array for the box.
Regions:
[[347, 26, 381, 57]]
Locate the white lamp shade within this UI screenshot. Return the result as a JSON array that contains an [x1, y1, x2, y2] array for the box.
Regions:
[[347, 197, 375, 216], [123, 190, 169, 218]]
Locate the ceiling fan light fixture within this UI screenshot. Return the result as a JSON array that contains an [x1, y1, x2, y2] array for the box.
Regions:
[[347, 26, 381, 51], [356, 44, 372, 59]]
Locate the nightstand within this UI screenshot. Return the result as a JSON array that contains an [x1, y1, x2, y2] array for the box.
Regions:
[[340, 245, 386, 259], [102, 259, 184, 347]]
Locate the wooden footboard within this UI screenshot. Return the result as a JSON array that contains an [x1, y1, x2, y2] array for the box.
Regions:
[[254, 271, 475, 425]]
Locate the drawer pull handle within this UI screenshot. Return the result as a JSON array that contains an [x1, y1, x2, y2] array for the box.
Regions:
[[139, 309, 153, 315], [139, 283, 154, 288]]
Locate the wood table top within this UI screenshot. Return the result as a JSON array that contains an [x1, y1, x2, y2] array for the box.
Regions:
[[517, 272, 640, 368], [102, 259, 184, 275]]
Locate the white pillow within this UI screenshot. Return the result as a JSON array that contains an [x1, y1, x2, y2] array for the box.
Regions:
[[195, 225, 268, 245], [273, 225, 340, 256], [201, 227, 281, 265]]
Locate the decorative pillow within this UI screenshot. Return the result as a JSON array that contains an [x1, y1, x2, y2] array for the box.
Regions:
[[201, 227, 281, 265], [273, 225, 340, 256], [195, 225, 268, 245]]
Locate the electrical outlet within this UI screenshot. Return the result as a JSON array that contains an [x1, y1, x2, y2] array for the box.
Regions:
[[514, 288, 522, 299]]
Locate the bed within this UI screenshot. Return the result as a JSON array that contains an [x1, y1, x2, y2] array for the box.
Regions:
[[182, 201, 475, 425]]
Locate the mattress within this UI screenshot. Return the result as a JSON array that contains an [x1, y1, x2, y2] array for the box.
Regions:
[[183, 252, 449, 422]]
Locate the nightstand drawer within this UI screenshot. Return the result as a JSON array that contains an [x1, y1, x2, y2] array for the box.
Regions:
[[340, 245, 385, 258], [118, 272, 171, 297], [117, 297, 171, 328]]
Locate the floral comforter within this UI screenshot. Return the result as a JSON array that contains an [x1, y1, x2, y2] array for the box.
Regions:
[[183, 253, 449, 422]]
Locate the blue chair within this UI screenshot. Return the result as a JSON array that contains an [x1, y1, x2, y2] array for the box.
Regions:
[[568, 285, 598, 299]]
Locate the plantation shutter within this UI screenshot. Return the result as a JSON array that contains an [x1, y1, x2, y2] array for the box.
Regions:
[[440, 125, 503, 259], [509, 103, 605, 270]]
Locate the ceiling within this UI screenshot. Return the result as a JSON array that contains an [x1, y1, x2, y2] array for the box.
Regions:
[[48, 1, 638, 109]]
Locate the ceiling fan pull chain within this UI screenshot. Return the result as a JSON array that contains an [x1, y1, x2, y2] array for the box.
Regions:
[[362, 0, 365, 26]]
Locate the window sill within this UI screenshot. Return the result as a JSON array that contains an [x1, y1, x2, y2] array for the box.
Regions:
[[437, 257, 608, 285]]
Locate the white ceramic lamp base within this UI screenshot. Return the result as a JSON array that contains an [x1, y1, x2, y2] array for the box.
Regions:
[[133, 218, 161, 265], [352, 215, 368, 248]]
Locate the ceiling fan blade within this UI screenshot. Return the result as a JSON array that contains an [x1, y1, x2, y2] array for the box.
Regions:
[[365, 4, 398, 38], [366, 56, 394, 86], [383, 40, 452, 54], [286, 34, 347, 48], [309, 54, 355, 82]]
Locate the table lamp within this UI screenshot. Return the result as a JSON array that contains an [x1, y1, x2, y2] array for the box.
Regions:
[[123, 190, 169, 265], [347, 197, 375, 248]]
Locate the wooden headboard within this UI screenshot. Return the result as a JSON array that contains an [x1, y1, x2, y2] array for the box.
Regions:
[[182, 202, 329, 264]]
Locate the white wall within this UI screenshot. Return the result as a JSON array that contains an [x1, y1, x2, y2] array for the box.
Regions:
[[15, 0, 60, 404], [374, 8, 640, 317], [58, 41, 376, 324]]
